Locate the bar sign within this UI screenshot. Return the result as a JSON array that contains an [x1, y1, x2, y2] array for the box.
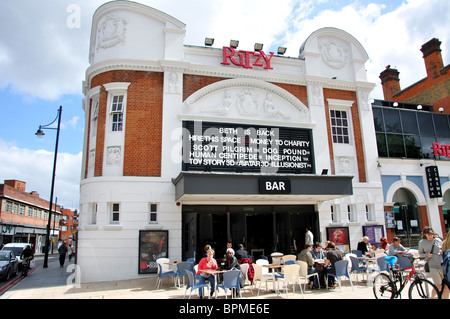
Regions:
[[425, 166, 442, 198]]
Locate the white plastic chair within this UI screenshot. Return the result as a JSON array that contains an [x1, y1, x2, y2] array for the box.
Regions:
[[252, 263, 276, 296], [282, 255, 297, 264], [239, 263, 253, 295], [297, 260, 320, 290], [277, 264, 303, 298], [155, 258, 177, 289]]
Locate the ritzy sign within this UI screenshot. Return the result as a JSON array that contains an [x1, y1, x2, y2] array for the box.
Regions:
[[432, 142, 450, 157], [221, 47, 274, 69]]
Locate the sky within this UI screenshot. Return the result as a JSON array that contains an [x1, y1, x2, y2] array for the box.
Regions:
[[0, 0, 449, 210]]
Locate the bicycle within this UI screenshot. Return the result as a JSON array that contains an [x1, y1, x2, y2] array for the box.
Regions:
[[21, 257, 32, 277], [373, 255, 440, 299]]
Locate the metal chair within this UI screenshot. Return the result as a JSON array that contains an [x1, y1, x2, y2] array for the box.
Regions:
[[216, 270, 242, 299], [325, 259, 354, 292], [185, 270, 210, 299]]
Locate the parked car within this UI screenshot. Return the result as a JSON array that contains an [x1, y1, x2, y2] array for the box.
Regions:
[[0, 250, 19, 281], [1, 243, 33, 270]]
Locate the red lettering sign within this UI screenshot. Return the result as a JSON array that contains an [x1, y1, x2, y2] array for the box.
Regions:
[[221, 47, 274, 69], [432, 142, 450, 157]]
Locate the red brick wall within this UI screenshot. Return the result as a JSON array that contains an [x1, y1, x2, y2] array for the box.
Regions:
[[323, 89, 366, 182], [89, 71, 164, 177]]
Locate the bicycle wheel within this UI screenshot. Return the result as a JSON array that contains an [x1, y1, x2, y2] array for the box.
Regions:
[[408, 278, 440, 299], [373, 273, 395, 299]]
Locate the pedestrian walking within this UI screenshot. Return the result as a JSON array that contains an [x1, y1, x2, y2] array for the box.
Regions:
[[58, 242, 68, 267]]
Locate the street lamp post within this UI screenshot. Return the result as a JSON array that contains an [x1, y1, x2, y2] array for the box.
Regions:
[[35, 106, 62, 268]]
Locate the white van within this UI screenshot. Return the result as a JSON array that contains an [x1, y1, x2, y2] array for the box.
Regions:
[[1, 243, 33, 262]]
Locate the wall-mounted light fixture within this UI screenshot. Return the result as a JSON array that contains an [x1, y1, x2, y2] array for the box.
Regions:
[[204, 37, 214, 46], [230, 40, 239, 48], [417, 105, 423, 110], [393, 102, 398, 107], [254, 43, 263, 51], [439, 107, 444, 113], [377, 161, 382, 168], [277, 47, 287, 55]]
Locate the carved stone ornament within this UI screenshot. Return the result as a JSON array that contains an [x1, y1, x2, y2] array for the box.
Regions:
[[201, 90, 232, 114], [319, 39, 348, 69], [106, 146, 121, 166], [96, 15, 128, 51], [237, 89, 259, 116]]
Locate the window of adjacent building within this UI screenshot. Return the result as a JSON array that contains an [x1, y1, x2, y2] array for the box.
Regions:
[[19, 205, 25, 215], [366, 204, 375, 222], [149, 203, 158, 224], [330, 110, 349, 144], [12, 203, 18, 214], [373, 105, 450, 160], [4, 201, 12, 212], [27, 207, 32, 217], [347, 205, 355, 222], [111, 203, 120, 224]]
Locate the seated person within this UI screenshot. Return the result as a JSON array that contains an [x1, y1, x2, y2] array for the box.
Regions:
[[311, 242, 326, 260], [388, 237, 410, 257], [323, 242, 344, 287], [298, 244, 321, 288], [235, 244, 249, 261], [196, 249, 218, 299], [223, 248, 244, 295], [357, 236, 371, 255]]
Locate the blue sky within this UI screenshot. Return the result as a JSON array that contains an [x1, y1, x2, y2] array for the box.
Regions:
[[0, 0, 449, 210]]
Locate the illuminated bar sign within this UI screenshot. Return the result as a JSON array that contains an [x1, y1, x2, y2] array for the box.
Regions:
[[182, 121, 314, 174], [221, 47, 274, 69]]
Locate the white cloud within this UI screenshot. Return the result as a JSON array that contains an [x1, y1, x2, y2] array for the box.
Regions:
[[0, 139, 82, 210]]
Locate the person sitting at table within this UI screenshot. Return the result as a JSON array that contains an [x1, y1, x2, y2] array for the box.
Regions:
[[388, 237, 410, 257], [235, 244, 249, 260], [357, 236, 371, 255], [223, 248, 244, 297], [311, 242, 326, 260], [298, 243, 321, 289], [380, 237, 389, 253], [196, 248, 218, 299], [323, 242, 344, 288]]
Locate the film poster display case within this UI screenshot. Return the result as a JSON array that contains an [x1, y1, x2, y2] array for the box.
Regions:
[[138, 230, 168, 274]]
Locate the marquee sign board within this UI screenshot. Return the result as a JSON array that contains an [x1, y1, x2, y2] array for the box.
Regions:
[[182, 121, 314, 174]]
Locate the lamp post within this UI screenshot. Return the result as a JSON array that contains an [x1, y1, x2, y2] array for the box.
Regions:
[[35, 106, 62, 268]]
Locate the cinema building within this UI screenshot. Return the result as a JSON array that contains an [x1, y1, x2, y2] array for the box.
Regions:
[[78, 1, 384, 282]]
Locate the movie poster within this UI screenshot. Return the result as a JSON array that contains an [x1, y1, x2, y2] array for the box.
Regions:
[[326, 227, 350, 252], [138, 230, 168, 274]]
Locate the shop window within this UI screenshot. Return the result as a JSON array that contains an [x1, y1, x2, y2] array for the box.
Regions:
[[149, 203, 158, 224]]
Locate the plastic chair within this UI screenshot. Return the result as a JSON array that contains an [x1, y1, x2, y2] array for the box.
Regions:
[[271, 252, 283, 264], [325, 260, 354, 292], [297, 260, 320, 290], [351, 250, 363, 258], [216, 270, 242, 299], [252, 264, 276, 296], [284, 260, 296, 265], [376, 256, 390, 273], [155, 259, 177, 289], [282, 255, 297, 264], [277, 264, 303, 298], [349, 256, 367, 281], [184, 270, 210, 299], [239, 263, 253, 295], [176, 262, 193, 287], [186, 258, 195, 263]]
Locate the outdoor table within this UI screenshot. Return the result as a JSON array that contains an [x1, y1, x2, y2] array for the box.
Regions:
[[199, 269, 227, 298]]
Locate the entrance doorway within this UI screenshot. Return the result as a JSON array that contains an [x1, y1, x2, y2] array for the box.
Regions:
[[182, 205, 318, 262], [393, 188, 421, 247]]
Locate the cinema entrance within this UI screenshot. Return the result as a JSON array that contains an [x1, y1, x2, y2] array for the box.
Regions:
[[182, 204, 318, 262]]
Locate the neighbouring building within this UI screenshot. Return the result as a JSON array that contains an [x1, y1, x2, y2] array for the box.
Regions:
[[59, 208, 78, 251], [376, 38, 450, 246], [78, 1, 384, 283], [0, 179, 61, 254]]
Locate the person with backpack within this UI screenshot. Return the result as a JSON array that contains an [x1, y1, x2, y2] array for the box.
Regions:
[[418, 227, 448, 299]]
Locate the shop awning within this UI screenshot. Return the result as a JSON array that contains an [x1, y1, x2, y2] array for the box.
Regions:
[[172, 172, 353, 204]]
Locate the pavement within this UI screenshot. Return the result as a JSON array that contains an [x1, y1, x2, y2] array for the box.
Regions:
[[1, 256, 379, 300]]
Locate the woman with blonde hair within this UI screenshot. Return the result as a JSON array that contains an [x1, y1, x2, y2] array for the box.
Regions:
[[196, 249, 218, 299]]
